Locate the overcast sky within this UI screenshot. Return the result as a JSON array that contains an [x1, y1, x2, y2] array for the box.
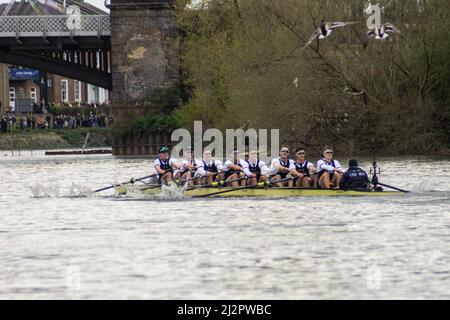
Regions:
[[0, 0, 109, 12]]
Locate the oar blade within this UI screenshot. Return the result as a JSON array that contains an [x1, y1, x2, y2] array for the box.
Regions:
[[94, 174, 156, 193], [378, 182, 410, 193]]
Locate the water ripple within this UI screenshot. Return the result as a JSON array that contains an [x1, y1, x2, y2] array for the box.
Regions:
[[0, 153, 449, 299]]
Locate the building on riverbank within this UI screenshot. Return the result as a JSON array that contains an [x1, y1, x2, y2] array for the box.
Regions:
[[0, 0, 110, 114], [0, 64, 8, 114]]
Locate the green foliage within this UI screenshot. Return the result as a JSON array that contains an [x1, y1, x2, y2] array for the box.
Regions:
[[140, 87, 187, 114], [175, 0, 450, 155], [56, 127, 110, 146], [0, 128, 111, 150], [112, 86, 186, 137], [49, 104, 110, 117], [127, 113, 179, 137]]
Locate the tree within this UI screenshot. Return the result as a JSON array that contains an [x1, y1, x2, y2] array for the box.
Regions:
[[175, 0, 450, 155]]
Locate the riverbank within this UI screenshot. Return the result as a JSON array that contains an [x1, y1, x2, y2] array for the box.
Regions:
[[0, 128, 111, 151], [1, 127, 449, 156]]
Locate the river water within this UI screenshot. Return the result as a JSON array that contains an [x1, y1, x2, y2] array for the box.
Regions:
[[0, 151, 449, 300]]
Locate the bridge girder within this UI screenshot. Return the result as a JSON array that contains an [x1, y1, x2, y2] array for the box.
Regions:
[[0, 48, 112, 89], [0, 14, 112, 89]]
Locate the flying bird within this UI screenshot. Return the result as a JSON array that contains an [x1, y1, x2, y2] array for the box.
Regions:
[[292, 77, 299, 88], [303, 20, 357, 49], [368, 23, 402, 40]]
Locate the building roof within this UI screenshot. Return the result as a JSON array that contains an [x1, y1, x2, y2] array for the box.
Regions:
[[54, 0, 108, 15], [0, 1, 62, 16], [0, 0, 108, 16]]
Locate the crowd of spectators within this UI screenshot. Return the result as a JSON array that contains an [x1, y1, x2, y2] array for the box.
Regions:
[[0, 102, 113, 133]]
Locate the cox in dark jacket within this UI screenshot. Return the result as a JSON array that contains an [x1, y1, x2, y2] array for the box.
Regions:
[[340, 159, 369, 191]]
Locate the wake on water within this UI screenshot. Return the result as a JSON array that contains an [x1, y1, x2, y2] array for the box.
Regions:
[[409, 178, 439, 193], [31, 182, 94, 199], [31, 181, 188, 200], [123, 182, 187, 200], [30, 177, 443, 201]]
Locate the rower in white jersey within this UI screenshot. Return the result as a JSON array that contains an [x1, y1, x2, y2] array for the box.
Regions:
[[244, 150, 269, 186], [197, 149, 224, 185], [177, 147, 200, 187], [270, 146, 295, 187], [154, 145, 180, 185], [317, 146, 343, 189], [291, 147, 317, 188], [223, 149, 247, 187]]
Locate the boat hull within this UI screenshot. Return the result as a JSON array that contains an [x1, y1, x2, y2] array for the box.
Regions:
[[139, 187, 403, 197]]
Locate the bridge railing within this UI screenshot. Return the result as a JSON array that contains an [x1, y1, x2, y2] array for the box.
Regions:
[[0, 15, 110, 38]]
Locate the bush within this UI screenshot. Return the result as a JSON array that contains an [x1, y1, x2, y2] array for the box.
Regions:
[[127, 113, 179, 137], [48, 104, 111, 117]]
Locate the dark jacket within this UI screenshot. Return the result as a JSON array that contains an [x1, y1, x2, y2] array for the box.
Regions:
[[340, 167, 369, 190]]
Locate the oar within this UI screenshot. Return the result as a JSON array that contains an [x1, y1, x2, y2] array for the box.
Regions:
[[191, 177, 292, 198], [140, 176, 256, 195], [377, 182, 410, 193], [140, 172, 212, 192], [192, 182, 264, 198], [187, 176, 247, 190], [94, 174, 156, 193], [140, 173, 203, 191], [176, 171, 210, 186]]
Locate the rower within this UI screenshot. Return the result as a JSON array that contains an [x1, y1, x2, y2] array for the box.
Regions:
[[291, 148, 317, 188], [244, 150, 269, 186], [197, 149, 224, 185], [270, 146, 294, 187], [178, 147, 199, 186], [223, 149, 247, 187], [339, 159, 370, 191], [154, 146, 179, 186], [317, 146, 343, 189]]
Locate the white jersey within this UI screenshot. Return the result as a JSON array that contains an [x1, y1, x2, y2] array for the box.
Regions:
[[270, 157, 295, 175], [197, 159, 224, 176], [292, 160, 315, 173], [243, 159, 269, 177], [179, 158, 200, 173], [223, 159, 247, 172], [317, 158, 343, 173], [154, 157, 178, 170]]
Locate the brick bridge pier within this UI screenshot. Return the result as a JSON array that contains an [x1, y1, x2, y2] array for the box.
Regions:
[[108, 0, 179, 156]]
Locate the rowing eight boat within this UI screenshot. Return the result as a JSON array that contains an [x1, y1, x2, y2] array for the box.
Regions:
[[137, 186, 403, 197]]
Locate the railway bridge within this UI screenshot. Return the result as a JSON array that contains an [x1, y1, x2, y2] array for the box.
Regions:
[[0, 0, 179, 154], [0, 13, 111, 89]]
